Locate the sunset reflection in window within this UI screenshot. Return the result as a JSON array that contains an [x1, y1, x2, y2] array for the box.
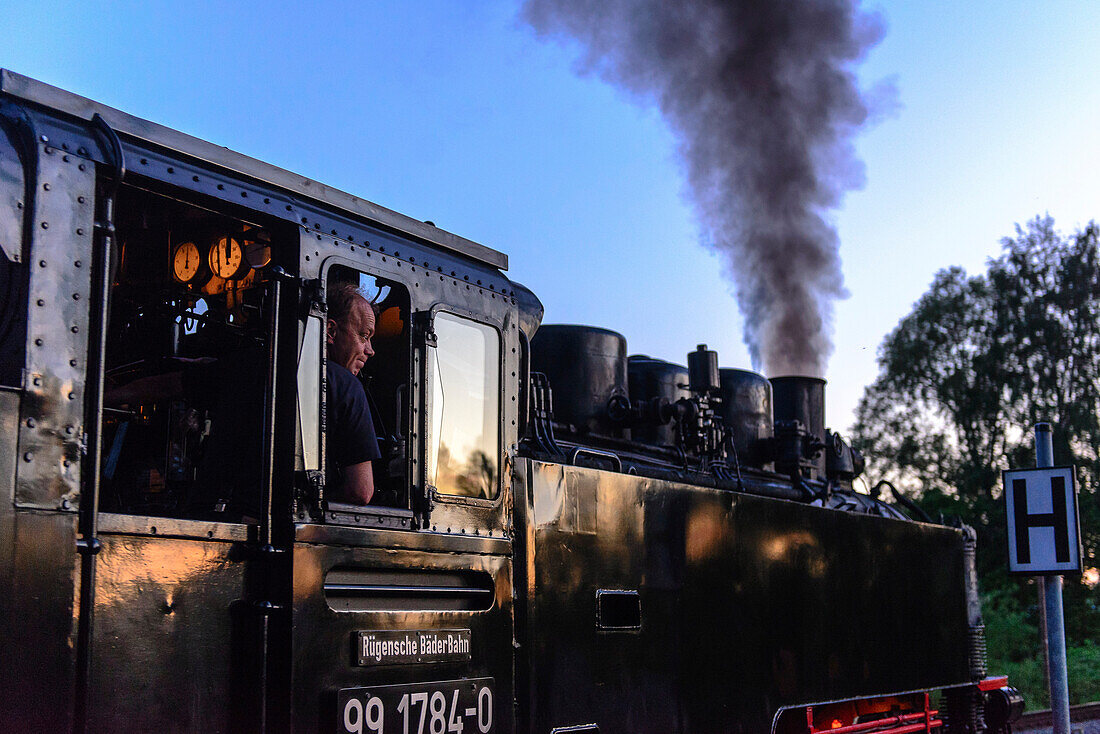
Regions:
[[427, 313, 500, 499]]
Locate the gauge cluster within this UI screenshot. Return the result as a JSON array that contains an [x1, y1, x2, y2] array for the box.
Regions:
[[170, 229, 273, 295]]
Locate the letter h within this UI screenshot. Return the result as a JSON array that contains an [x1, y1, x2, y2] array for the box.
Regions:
[[1013, 476, 1070, 564]]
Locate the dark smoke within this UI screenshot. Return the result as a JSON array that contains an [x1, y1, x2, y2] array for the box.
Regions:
[[522, 0, 886, 377]]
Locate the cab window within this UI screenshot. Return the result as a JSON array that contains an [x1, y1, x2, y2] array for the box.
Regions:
[[427, 312, 500, 500], [100, 184, 281, 521], [324, 265, 411, 509]]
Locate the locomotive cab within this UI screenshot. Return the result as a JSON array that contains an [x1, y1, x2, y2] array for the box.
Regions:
[[0, 69, 524, 734]]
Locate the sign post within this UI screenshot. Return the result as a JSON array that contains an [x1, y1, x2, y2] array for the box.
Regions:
[[1003, 423, 1080, 734]]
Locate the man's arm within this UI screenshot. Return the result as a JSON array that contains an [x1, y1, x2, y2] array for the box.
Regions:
[[341, 460, 375, 505]]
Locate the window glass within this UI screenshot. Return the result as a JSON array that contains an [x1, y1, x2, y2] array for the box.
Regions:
[[427, 313, 500, 499]]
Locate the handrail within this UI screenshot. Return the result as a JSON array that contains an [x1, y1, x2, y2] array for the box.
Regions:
[[570, 446, 622, 473]]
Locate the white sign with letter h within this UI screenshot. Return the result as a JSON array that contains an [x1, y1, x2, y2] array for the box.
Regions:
[[1002, 466, 1081, 575]]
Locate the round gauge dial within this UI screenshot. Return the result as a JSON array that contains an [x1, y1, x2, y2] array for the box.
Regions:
[[172, 241, 202, 283], [208, 236, 247, 279]]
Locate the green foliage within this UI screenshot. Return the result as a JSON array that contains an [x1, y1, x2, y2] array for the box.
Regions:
[[854, 216, 1100, 704]]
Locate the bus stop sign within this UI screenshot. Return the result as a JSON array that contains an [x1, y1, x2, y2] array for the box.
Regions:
[[1002, 466, 1081, 575]]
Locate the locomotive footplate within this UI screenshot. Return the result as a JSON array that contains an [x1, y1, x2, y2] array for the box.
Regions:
[[338, 678, 495, 734]]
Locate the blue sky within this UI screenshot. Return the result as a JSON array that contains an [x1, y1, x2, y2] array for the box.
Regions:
[[4, 1, 1099, 433]]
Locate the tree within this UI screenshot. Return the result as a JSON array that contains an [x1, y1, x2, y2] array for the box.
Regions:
[[852, 216, 1100, 704]]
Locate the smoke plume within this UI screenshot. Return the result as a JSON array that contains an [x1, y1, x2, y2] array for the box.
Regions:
[[523, 0, 886, 377]]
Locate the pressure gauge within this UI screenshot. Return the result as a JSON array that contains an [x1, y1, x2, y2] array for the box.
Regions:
[[172, 241, 202, 283], [208, 236, 248, 279]]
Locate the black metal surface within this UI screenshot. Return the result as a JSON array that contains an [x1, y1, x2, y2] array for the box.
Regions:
[[0, 508, 80, 733], [518, 458, 972, 734], [718, 368, 773, 469], [770, 376, 825, 439], [290, 543, 515, 734], [687, 344, 720, 394], [81, 532, 253, 733], [531, 325, 628, 438], [771, 376, 827, 478], [628, 356, 689, 447]]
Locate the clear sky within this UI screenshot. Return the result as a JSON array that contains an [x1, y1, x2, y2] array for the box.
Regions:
[[4, 1, 1099, 432]]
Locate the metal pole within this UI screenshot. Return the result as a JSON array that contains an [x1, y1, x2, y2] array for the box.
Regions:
[[1035, 422, 1070, 734]]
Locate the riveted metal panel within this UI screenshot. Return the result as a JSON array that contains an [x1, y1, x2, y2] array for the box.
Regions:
[[15, 143, 94, 508]]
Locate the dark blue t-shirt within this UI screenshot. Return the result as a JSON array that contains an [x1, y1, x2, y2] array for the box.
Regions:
[[326, 362, 382, 499]]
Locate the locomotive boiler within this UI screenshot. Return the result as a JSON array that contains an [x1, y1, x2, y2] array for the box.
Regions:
[[0, 70, 1019, 733]]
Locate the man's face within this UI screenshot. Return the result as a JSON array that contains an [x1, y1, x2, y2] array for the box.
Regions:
[[328, 296, 376, 376]]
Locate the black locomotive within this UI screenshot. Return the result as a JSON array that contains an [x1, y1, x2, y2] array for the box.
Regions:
[[0, 70, 1020, 733]]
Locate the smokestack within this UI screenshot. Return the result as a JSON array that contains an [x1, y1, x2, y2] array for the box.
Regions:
[[523, 0, 887, 377]]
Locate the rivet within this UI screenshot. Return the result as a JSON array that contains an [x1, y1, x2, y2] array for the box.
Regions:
[[23, 452, 33, 462], [76, 228, 84, 236], [77, 196, 86, 204], [286, 205, 293, 211], [192, 175, 199, 182], [140, 158, 148, 165], [73, 293, 80, 300], [217, 184, 225, 191], [68, 392, 76, 401], [40, 222, 48, 229], [39, 260, 46, 267], [71, 326, 79, 334], [62, 143, 69, 151], [74, 260, 82, 268], [69, 360, 78, 367], [167, 167, 174, 174], [33, 377, 41, 386], [36, 299, 44, 307], [26, 418, 35, 428], [78, 147, 88, 155], [43, 183, 51, 191], [40, 135, 49, 143], [78, 164, 86, 171], [241, 191, 247, 198], [62, 155, 70, 162], [65, 425, 75, 435], [63, 459, 71, 468], [34, 338, 43, 346], [61, 499, 70, 509], [44, 146, 53, 155]]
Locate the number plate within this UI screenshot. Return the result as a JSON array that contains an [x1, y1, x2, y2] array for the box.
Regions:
[[338, 678, 495, 734]]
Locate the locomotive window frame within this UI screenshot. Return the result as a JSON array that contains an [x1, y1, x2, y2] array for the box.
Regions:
[[96, 178, 297, 528], [422, 305, 504, 506], [318, 262, 414, 515]]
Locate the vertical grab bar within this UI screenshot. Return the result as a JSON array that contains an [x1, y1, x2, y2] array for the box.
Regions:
[[73, 112, 124, 734]]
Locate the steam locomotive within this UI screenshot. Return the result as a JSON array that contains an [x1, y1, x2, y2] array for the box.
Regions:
[[0, 70, 1021, 733]]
